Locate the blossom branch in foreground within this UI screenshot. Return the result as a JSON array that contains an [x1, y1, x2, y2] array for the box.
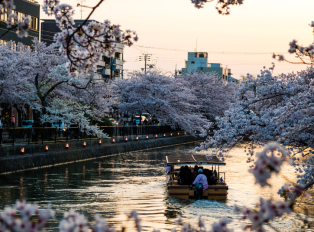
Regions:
[[273, 21, 314, 65], [43, 0, 138, 76], [0, 200, 55, 232], [0, 0, 32, 38], [191, 0, 244, 14]]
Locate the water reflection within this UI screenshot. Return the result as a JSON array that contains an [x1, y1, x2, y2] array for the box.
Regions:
[[65, 168, 68, 187], [0, 142, 312, 231], [20, 177, 24, 199]]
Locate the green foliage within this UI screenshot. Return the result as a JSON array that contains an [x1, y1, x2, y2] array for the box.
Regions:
[[98, 117, 113, 127], [95, 117, 113, 137]]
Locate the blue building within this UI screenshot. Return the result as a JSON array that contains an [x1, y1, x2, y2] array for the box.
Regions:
[[181, 52, 238, 83]]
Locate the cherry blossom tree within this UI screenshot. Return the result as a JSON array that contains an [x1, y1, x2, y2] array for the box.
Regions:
[[176, 72, 238, 121], [0, 39, 111, 136], [196, 66, 314, 151], [0, 41, 33, 108], [111, 71, 210, 135]]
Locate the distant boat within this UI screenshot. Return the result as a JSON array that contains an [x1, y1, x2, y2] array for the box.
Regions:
[[166, 154, 228, 200]]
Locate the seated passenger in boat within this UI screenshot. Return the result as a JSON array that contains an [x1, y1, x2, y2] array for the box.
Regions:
[[193, 169, 208, 190], [203, 169, 212, 181], [179, 166, 192, 185], [193, 169, 208, 199], [193, 165, 199, 180], [208, 172, 218, 185]]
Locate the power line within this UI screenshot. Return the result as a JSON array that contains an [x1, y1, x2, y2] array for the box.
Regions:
[[134, 45, 288, 54]]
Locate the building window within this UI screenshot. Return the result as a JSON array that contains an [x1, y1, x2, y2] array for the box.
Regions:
[[30, 16, 38, 30], [191, 61, 195, 64], [0, 9, 7, 22], [0, 10, 38, 31]]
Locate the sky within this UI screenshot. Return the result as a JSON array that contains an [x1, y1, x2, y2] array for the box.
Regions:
[[39, 0, 314, 79]]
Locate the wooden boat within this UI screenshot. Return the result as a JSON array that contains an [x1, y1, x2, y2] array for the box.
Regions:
[[166, 154, 228, 200]]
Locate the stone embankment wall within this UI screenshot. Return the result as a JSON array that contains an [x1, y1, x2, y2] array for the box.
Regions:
[[0, 135, 203, 174]]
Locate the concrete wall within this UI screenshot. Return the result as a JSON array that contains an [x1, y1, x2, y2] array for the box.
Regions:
[[0, 135, 204, 174]]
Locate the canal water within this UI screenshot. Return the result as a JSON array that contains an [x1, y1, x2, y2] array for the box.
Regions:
[[0, 142, 313, 231]]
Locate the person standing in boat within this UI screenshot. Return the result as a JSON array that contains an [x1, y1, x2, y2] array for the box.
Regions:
[[193, 169, 208, 199]]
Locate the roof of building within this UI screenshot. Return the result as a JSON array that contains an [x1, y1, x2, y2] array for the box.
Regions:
[[228, 76, 239, 82], [41, 19, 98, 23], [166, 154, 226, 166], [24, 0, 40, 5]]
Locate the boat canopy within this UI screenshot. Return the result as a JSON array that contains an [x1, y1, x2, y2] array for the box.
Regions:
[[166, 155, 226, 166]]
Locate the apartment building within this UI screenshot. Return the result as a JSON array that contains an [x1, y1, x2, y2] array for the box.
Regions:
[[0, 0, 40, 46], [181, 52, 238, 83]]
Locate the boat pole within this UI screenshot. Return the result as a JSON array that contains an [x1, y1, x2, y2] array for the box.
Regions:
[[218, 165, 220, 182]]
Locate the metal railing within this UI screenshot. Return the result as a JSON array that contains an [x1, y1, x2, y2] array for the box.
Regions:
[[0, 125, 187, 146]]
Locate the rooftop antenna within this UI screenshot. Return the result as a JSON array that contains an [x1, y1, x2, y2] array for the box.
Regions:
[[76, 0, 86, 19], [196, 38, 198, 52]]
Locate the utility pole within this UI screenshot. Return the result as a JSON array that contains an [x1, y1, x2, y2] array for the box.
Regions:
[[76, 0, 86, 19], [139, 54, 152, 73]]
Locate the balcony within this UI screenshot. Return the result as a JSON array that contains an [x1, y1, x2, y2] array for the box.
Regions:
[[115, 43, 124, 49], [113, 59, 123, 66], [97, 61, 106, 67], [102, 69, 110, 75]]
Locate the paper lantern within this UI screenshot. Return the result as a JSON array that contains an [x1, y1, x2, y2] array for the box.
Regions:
[[20, 147, 25, 154], [83, 142, 86, 147], [45, 146, 49, 152]]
